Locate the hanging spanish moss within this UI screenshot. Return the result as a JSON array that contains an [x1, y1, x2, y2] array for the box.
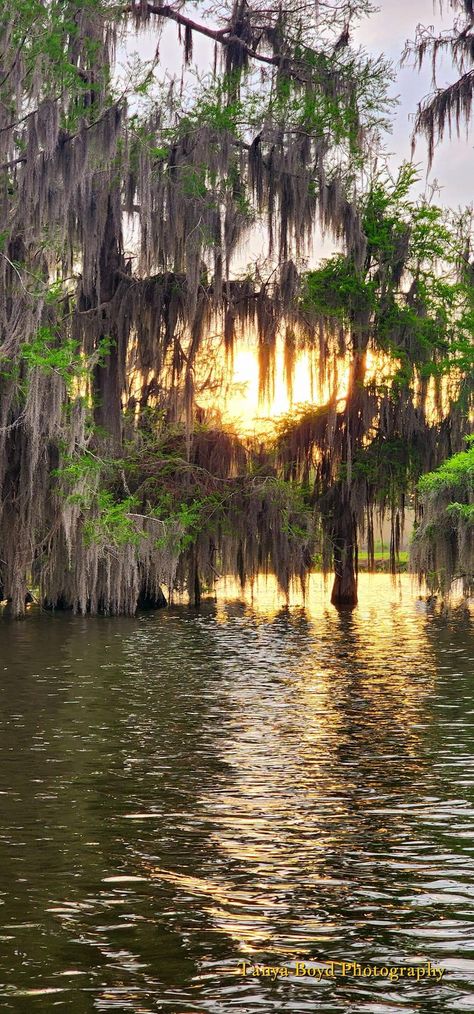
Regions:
[[411, 440, 474, 600], [33, 424, 314, 614], [405, 0, 474, 165], [0, 2, 472, 617], [1, 0, 388, 616], [275, 171, 474, 605]]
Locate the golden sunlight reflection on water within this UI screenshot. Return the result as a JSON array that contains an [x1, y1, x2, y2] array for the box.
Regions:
[[0, 575, 473, 1012], [213, 570, 421, 619], [180, 574, 439, 959]]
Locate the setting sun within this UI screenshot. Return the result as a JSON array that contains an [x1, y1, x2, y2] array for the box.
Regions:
[[203, 341, 386, 436], [220, 342, 315, 433]]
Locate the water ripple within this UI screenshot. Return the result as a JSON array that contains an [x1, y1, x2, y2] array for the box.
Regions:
[[0, 575, 472, 1012]]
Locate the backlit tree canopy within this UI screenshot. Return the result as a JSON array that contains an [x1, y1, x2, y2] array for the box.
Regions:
[[404, 0, 474, 599], [277, 171, 473, 603], [412, 437, 473, 599], [0, 0, 472, 616]]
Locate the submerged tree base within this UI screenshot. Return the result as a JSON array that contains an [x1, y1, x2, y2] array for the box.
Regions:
[[330, 571, 358, 608], [137, 587, 168, 610]]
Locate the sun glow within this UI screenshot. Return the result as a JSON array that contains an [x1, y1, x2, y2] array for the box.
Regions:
[[221, 343, 316, 434], [203, 339, 387, 436]]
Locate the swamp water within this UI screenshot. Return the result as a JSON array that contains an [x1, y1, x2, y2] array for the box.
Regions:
[[0, 574, 473, 1013]]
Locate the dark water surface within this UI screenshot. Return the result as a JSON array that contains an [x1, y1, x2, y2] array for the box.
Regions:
[[0, 575, 474, 1013]]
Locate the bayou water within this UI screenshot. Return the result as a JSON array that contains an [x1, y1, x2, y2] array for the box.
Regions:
[[0, 575, 473, 1012]]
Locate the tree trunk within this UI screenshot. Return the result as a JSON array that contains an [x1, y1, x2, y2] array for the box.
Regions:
[[328, 338, 367, 608], [92, 193, 123, 448], [193, 562, 201, 607], [331, 499, 358, 607], [93, 340, 122, 447]]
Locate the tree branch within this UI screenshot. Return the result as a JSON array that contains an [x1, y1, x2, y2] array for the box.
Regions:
[[126, 2, 285, 69]]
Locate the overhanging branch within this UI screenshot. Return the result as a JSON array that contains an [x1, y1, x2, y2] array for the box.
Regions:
[[125, 2, 294, 71]]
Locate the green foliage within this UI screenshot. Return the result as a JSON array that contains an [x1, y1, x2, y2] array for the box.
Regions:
[[21, 328, 81, 381], [301, 165, 474, 393], [2, 0, 113, 126], [153, 493, 226, 553], [186, 73, 249, 133], [350, 437, 421, 506], [446, 503, 474, 522], [413, 437, 473, 596], [19, 329, 114, 392], [362, 163, 415, 255], [301, 256, 375, 324], [416, 439, 473, 583], [418, 441, 474, 501], [54, 452, 148, 548], [51, 429, 313, 565], [53, 449, 102, 485], [272, 47, 394, 157], [83, 493, 143, 547]]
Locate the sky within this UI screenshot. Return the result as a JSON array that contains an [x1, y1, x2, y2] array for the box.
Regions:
[[125, 1, 473, 207], [121, 0, 473, 250], [356, 0, 473, 207]]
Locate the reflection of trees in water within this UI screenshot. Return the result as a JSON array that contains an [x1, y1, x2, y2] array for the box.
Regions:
[[195, 583, 444, 965], [2, 590, 473, 1010], [0, 611, 238, 1000], [415, 611, 474, 792]]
